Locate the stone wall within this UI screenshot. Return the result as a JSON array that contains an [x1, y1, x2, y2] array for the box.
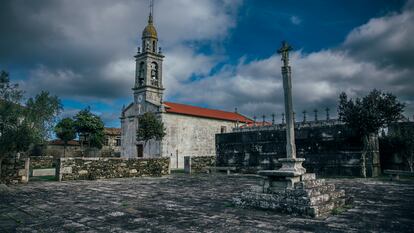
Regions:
[[184, 156, 216, 173], [30, 156, 55, 169], [216, 124, 381, 177], [0, 157, 30, 184], [56, 157, 170, 181]]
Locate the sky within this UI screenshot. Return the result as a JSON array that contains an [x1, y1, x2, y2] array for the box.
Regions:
[[1, 0, 413, 127]]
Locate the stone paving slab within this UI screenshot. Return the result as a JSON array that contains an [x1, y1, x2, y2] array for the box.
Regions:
[[1, 174, 414, 232]]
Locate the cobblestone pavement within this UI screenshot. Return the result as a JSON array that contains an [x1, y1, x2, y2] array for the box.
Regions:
[[1, 174, 414, 232]]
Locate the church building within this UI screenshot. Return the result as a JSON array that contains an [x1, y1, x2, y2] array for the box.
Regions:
[[120, 10, 252, 168]]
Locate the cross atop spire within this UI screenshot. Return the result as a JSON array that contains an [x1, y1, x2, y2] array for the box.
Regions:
[[277, 41, 293, 67], [148, 0, 154, 23]]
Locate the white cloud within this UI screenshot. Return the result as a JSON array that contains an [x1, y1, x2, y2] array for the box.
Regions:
[[290, 15, 302, 25], [170, 2, 414, 120]]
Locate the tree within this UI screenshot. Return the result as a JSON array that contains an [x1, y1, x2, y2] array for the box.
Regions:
[[0, 72, 45, 174], [54, 118, 76, 157], [74, 108, 105, 150], [136, 112, 166, 156], [338, 89, 405, 177], [381, 124, 414, 172], [338, 89, 405, 137], [0, 71, 62, 176], [26, 91, 62, 140]]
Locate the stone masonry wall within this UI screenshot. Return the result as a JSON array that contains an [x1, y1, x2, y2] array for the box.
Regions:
[[0, 157, 30, 185], [216, 124, 381, 177], [56, 157, 170, 181], [184, 156, 216, 173], [30, 156, 55, 169]]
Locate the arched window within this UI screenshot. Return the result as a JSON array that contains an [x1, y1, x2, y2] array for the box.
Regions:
[[150, 62, 158, 86], [152, 41, 156, 52], [138, 62, 145, 86]]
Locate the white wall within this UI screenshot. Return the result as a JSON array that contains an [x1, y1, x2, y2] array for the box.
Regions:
[[161, 113, 235, 169]]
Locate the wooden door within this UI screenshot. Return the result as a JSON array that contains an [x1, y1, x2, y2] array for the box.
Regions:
[[137, 144, 143, 157]]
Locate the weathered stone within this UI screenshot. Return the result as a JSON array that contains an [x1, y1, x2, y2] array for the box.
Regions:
[[30, 156, 55, 169], [184, 156, 216, 173], [234, 172, 347, 218], [32, 168, 56, 177], [55, 157, 170, 181]]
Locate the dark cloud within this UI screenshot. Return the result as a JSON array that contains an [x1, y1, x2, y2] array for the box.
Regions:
[[1, 0, 241, 101], [1, 0, 413, 125]]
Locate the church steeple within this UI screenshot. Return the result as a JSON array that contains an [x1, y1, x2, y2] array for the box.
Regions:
[[142, 0, 158, 52], [133, 0, 164, 110]]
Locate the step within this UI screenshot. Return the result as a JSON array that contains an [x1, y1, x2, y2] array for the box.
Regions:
[[295, 179, 326, 189], [304, 189, 345, 206], [292, 183, 336, 197]]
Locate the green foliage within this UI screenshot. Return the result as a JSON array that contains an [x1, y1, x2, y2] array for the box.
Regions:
[[54, 118, 76, 145], [137, 112, 166, 143], [74, 108, 105, 149], [381, 125, 414, 171], [0, 70, 23, 103], [26, 91, 62, 140], [338, 89, 405, 137], [0, 70, 62, 159]]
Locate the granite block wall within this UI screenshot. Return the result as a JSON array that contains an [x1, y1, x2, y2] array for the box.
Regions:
[[216, 124, 380, 177], [184, 156, 216, 173], [56, 157, 170, 181], [30, 156, 55, 169], [0, 157, 30, 184]]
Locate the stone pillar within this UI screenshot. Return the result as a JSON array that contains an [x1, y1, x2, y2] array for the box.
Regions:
[[258, 41, 305, 191], [282, 64, 297, 159]]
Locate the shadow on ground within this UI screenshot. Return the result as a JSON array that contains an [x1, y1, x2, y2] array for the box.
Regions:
[[1, 174, 413, 232]]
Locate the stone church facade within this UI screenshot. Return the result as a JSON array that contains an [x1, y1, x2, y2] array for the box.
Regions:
[[120, 12, 252, 168]]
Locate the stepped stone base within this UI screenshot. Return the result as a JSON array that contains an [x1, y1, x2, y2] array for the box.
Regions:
[[233, 173, 348, 218]]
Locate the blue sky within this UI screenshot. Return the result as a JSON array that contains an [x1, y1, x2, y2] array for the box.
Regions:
[[1, 0, 413, 127]]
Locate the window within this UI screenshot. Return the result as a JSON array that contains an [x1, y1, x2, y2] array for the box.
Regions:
[[152, 41, 156, 52], [115, 138, 121, 147], [138, 62, 145, 86], [221, 126, 227, 133], [150, 62, 158, 86]]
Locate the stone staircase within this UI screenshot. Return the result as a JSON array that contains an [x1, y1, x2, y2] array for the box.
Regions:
[[233, 173, 348, 218]]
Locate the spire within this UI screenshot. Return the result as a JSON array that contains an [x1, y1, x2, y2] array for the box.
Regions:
[[148, 0, 154, 24], [142, 0, 157, 39]]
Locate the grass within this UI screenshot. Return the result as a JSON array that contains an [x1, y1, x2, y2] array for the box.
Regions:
[[332, 204, 353, 215], [223, 202, 234, 208], [29, 176, 57, 182], [121, 202, 129, 207], [171, 169, 186, 174]]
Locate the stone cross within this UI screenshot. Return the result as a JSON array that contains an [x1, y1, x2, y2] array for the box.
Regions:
[[277, 41, 293, 68], [277, 41, 296, 159], [262, 115, 266, 125], [314, 109, 318, 121], [272, 114, 275, 125], [282, 113, 285, 124]]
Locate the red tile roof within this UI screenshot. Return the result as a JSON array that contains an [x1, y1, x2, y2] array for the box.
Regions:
[[164, 102, 253, 123], [104, 127, 121, 135]]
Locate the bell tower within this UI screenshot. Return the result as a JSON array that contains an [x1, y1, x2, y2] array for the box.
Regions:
[[133, 0, 164, 112]]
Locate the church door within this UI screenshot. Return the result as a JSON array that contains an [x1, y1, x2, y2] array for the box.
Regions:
[[137, 144, 143, 158]]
